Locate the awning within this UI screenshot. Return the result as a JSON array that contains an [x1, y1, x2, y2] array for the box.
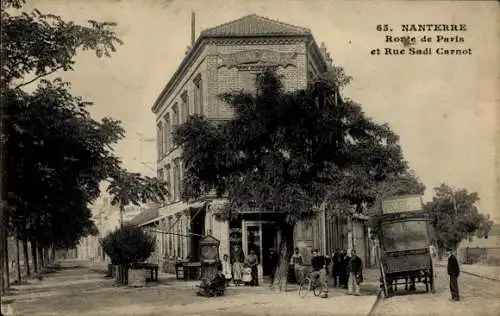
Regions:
[[129, 207, 160, 227]]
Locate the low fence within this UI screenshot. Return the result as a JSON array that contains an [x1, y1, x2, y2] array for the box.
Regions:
[[458, 247, 500, 266]]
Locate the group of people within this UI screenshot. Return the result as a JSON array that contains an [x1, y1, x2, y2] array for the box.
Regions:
[[215, 243, 462, 303], [290, 247, 364, 296], [218, 246, 260, 287]]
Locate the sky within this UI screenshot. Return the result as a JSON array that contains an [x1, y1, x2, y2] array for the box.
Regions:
[[25, 0, 499, 221]]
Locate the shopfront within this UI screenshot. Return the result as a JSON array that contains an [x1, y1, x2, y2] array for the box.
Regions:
[[226, 213, 282, 277]]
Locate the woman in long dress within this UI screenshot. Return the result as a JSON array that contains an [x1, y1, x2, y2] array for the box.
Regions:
[[221, 254, 233, 286], [231, 245, 245, 286]]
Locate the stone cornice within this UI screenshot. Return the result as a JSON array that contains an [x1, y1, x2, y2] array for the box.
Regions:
[[151, 34, 324, 114]]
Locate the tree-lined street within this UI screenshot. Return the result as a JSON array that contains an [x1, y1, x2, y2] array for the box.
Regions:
[[4, 260, 379, 316], [3, 259, 500, 316], [1, 1, 497, 316]]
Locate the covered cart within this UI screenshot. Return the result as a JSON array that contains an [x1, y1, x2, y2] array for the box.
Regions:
[[377, 195, 435, 298]]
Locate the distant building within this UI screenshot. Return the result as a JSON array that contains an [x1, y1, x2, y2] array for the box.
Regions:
[[76, 194, 120, 261], [143, 14, 370, 274]]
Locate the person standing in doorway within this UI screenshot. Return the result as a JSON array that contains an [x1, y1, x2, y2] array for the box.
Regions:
[[331, 249, 342, 287], [347, 249, 363, 296], [246, 249, 259, 286], [268, 248, 278, 285], [290, 247, 304, 286], [447, 248, 460, 301]]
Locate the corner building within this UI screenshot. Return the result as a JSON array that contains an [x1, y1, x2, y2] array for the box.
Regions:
[[149, 14, 371, 275]]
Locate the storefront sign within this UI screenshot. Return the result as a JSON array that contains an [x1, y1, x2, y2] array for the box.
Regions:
[[229, 228, 242, 243], [382, 195, 423, 214], [217, 50, 298, 70]]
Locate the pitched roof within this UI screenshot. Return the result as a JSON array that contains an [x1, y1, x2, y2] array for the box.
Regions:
[[200, 14, 311, 38]]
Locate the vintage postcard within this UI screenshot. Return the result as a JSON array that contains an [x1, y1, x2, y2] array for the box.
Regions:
[[1, 0, 499, 315]]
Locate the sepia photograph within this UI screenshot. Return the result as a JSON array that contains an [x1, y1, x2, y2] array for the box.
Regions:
[[0, 0, 499, 315]]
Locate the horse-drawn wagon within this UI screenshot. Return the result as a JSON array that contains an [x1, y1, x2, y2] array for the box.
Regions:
[[377, 195, 435, 298]]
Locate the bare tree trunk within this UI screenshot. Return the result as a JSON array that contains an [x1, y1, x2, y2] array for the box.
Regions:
[[0, 232, 5, 294], [43, 248, 48, 265], [31, 239, 38, 273], [270, 223, 294, 292], [15, 237, 21, 283], [23, 235, 30, 276], [3, 235, 10, 288], [38, 246, 44, 269]]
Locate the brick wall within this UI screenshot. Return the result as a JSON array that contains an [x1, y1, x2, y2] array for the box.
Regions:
[[153, 38, 323, 262], [205, 42, 308, 120], [156, 39, 313, 188]]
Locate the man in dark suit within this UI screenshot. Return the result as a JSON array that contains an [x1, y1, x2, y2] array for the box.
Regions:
[[447, 248, 460, 301], [340, 249, 349, 289], [268, 249, 278, 284], [331, 249, 342, 287]]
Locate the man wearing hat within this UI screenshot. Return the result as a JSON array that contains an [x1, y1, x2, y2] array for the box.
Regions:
[[446, 248, 460, 301]]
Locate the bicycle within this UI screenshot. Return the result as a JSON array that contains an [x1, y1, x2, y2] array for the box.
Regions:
[[298, 272, 325, 298]]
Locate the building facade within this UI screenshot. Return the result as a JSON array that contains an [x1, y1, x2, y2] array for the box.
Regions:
[[146, 14, 370, 274]]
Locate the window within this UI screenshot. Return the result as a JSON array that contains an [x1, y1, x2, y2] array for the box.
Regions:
[[165, 164, 172, 201], [163, 113, 171, 153], [176, 220, 181, 258], [181, 92, 189, 123], [156, 121, 163, 158], [193, 75, 203, 115], [172, 103, 179, 127], [168, 217, 173, 254], [241, 72, 258, 91], [173, 158, 181, 201], [381, 220, 429, 252], [157, 168, 164, 181]]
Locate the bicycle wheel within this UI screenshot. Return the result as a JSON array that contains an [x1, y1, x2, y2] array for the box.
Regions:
[[313, 283, 322, 297], [299, 278, 311, 298]]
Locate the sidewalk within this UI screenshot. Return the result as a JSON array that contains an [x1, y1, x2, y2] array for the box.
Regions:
[[5, 260, 380, 316], [434, 260, 500, 281]]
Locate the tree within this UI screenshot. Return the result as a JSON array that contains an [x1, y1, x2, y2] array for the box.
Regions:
[[101, 226, 156, 285], [106, 169, 169, 227], [1, 0, 167, 288], [174, 67, 410, 290], [424, 184, 493, 252]]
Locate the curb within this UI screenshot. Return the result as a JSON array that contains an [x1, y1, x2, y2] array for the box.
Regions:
[[367, 289, 383, 316], [459, 270, 499, 282], [434, 263, 499, 282]]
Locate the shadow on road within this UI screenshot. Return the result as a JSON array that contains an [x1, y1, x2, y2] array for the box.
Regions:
[[386, 289, 429, 297]]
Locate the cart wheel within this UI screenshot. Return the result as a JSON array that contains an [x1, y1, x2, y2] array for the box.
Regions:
[[379, 264, 389, 299], [299, 278, 311, 298]]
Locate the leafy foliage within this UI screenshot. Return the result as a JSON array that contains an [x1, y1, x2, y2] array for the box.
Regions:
[[424, 184, 493, 249], [174, 68, 409, 225], [1, 2, 166, 251], [2, 1, 122, 88], [106, 169, 169, 215], [100, 226, 156, 265]]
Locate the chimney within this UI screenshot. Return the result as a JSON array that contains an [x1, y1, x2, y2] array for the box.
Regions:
[[320, 42, 327, 59], [191, 11, 196, 46]]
